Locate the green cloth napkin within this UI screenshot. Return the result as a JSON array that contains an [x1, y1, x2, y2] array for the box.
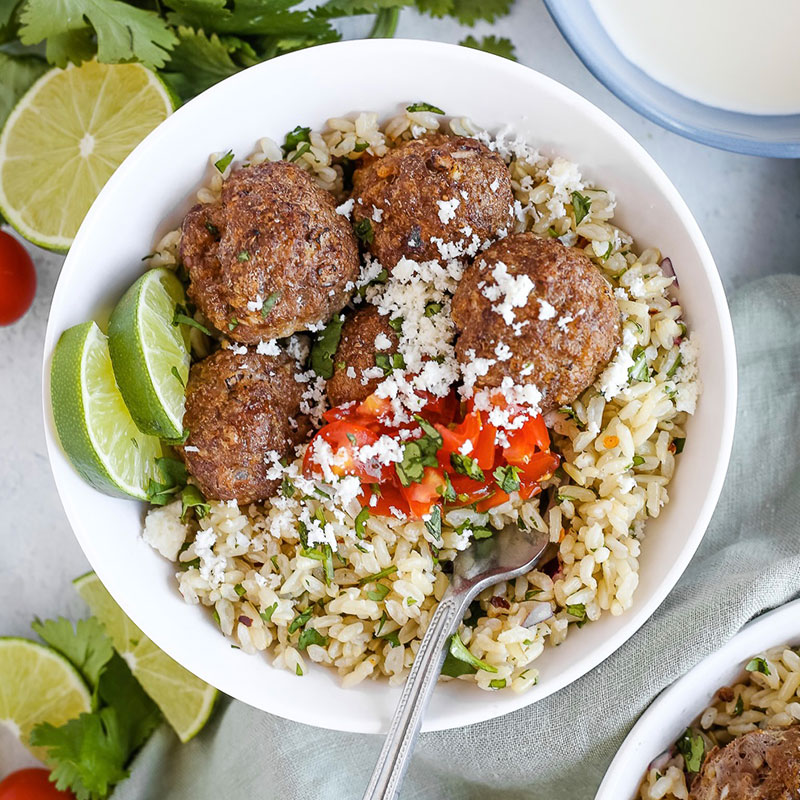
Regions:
[[115, 275, 800, 800]]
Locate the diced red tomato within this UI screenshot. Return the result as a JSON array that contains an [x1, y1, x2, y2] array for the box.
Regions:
[[516, 451, 561, 484], [503, 414, 551, 465], [435, 409, 481, 454], [357, 393, 393, 419], [448, 472, 493, 505], [473, 419, 497, 471], [417, 391, 459, 424], [360, 481, 409, 518], [476, 488, 509, 512], [303, 421, 392, 482], [399, 467, 445, 518]]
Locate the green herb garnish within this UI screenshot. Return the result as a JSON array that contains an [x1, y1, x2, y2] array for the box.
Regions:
[[448, 632, 498, 673], [676, 727, 706, 774], [261, 291, 281, 319], [629, 346, 650, 383], [424, 505, 442, 540], [297, 628, 327, 650], [214, 150, 234, 173], [237, 250, 249, 262], [489, 678, 507, 689], [571, 190, 591, 226], [288, 608, 313, 634], [733, 695, 744, 716], [172, 310, 212, 337], [170, 366, 185, 389], [260, 603, 277, 624], [354, 218, 374, 245], [367, 584, 390, 602], [354, 507, 370, 539], [406, 102, 445, 114], [358, 566, 397, 586], [283, 125, 311, 152], [746, 657, 771, 676], [493, 464, 521, 494], [450, 453, 485, 482], [674, 438, 686, 454], [310, 313, 345, 379]]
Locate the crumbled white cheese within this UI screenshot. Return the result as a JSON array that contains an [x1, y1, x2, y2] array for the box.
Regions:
[[596, 326, 636, 399], [537, 299, 557, 320], [256, 339, 281, 356], [481, 260, 535, 325], [142, 501, 187, 561], [374, 332, 392, 351], [371, 205, 384, 223], [437, 198, 460, 224], [229, 343, 248, 355], [489, 177, 500, 192], [336, 198, 355, 218], [247, 294, 264, 312], [346, 366, 357, 379], [494, 342, 513, 361]]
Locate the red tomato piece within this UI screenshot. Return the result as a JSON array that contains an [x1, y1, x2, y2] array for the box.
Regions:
[[361, 481, 410, 518], [357, 393, 393, 419], [0, 769, 74, 800], [448, 472, 493, 505], [503, 414, 551, 465], [417, 390, 459, 425], [400, 467, 445, 518], [435, 409, 482, 455], [476, 488, 510, 512], [0, 231, 36, 326], [473, 419, 497, 471], [303, 421, 391, 482], [517, 451, 561, 484]]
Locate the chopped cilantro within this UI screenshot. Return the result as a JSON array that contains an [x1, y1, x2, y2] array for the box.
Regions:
[[733, 694, 744, 716], [310, 313, 345, 379], [666, 353, 682, 379], [489, 678, 507, 689], [180, 484, 209, 521], [746, 657, 771, 676], [406, 101, 444, 114], [281, 476, 296, 498], [170, 365, 185, 389], [354, 507, 370, 539], [296, 664, 303, 676], [674, 438, 686, 454], [524, 588, 542, 600], [448, 632, 498, 673], [358, 565, 397, 585], [367, 583, 390, 602], [297, 628, 327, 650], [389, 316, 404, 332], [558, 405, 585, 429], [378, 629, 401, 647], [424, 505, 442, 540], [228, 318, 239, 331], [260, 603, 277, 624], [424, 301, 442, 317], [237, 250, 249, 262], [234, 583, 246, 597], [353, 140, 369, 152], [214, 150, 234, 173], [354, 217, 374, 245], [395, 429, 440, 486], [571, 191, 592, 225], [472, 527, 494, 540], [566, 603, 586, 621], [632, 455, 645, 467], [290, 141, 311, 162], [493, 464, 521, 494], [450, 452, 485, 482], [676, 727, 706, 773], [261, 291, 281, 319], [628, 346, 650, 382], [204, 220, 219, 237], [172, 310, 212, 337], [283, 125, 310, 152], [439, 472, 457, 503], [288, 608, 313, 634]]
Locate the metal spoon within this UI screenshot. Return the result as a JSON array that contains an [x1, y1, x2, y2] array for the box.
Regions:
[[362, 522, 552, 800]]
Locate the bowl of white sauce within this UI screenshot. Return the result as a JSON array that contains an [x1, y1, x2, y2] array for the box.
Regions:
[[543, 0, 800, 157]]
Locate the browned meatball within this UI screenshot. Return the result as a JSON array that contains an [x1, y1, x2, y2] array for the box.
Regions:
[[451, 233, 620, 411], [352, 135, 514, 269], [180, 161, 359, 344], [326, 305, 399, 407], [690, 727, 800, 800], [179, 347, 309, 504]]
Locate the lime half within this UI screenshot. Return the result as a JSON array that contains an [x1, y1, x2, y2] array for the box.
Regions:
[[0, 61, 174, 251], [74, 573, 217, 742], [51, 321, 162, 500], [108, 268, 190, 440], [0, 637, 91, 761]]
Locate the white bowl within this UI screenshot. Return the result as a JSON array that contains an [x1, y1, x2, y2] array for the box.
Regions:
[[597, 599, 800, 799], [42, 39, 737, 734]]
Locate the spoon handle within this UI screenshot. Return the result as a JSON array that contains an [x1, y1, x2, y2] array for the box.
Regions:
[[361, 590, 472, 800]]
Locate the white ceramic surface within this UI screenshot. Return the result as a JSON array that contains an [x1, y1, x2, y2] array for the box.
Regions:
[[42, 39, 736, 734], [597, 598, 800, 799]]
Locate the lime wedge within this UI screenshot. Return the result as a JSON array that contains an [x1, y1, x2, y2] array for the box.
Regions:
[[108, 268, 190, 440], [0, 637, 91, 761], [74, 572, 217, 742], [51, 320, 163, 500], [0, 61, 174, 251]]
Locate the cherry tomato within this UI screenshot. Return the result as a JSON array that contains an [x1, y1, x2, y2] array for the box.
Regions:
[[0, 231, 36, 325], [303, 421, 392, 482], [399, 467, 445, 518], [0, 769, 74, 800]]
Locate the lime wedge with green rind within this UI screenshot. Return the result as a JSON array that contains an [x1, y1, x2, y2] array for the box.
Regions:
[[74, 572, 217, 743], [0, 61, 174, 251], [108, 268, 190, 440], [0, 637, 92, 762], [51, 320, 163, 500]]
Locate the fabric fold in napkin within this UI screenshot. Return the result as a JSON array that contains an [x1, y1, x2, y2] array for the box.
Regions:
[[113, 275, 800, 800]]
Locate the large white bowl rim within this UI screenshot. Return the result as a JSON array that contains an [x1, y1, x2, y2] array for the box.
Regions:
[[42, 39, 737, 734]]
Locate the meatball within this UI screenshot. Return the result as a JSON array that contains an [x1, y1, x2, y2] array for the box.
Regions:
[[180, 160, 359, 344], [451, 233, 620, 411], [352, 134, 514, 269], [179, 347, 309, 503], [326, 305, 399, 407], [690, 727, 800, 800]]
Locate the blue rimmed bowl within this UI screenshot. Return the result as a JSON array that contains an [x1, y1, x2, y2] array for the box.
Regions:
[[543, 0, 800, 158]]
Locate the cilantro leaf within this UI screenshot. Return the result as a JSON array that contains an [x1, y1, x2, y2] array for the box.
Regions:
[[354, 217, 374, 245], [20, 0, 178, 68], [450, 452, 485, 482], [31, 708, 130, 800], [418, 0, 512, 24], [746, 656, 771, 676], [493, 464, 521, 493], [32, 616, 113, 692], [317, 0, 412, 16], [310, 313, 344, 379], [448, 632, 498, 673], [297, 627, 327, 650], [571, 190, 592, 226], [676, 727, 706, 774], [180, 484, 209, 520], [406, 101, 444, 114], [0, 52, 48, 131], [424, 504, 442, 540], [459, 34, 516, 61]]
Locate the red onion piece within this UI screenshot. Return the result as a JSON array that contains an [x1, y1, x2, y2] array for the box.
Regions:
[[660, 256, 679, 288], [524, 601, 554, 627]]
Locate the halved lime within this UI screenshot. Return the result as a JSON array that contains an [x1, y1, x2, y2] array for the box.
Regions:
[[0, 637, 91, 761], [74, 573, 217, 742], [0, 61, 174, 251], [51, 321, 163, 500], [108, 268, 190, 440]]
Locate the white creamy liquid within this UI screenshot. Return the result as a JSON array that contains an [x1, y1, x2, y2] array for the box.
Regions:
[[590, 0, 800, 115]]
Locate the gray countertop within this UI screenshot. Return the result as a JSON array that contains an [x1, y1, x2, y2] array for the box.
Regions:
[[1, 0, 798, 779]]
